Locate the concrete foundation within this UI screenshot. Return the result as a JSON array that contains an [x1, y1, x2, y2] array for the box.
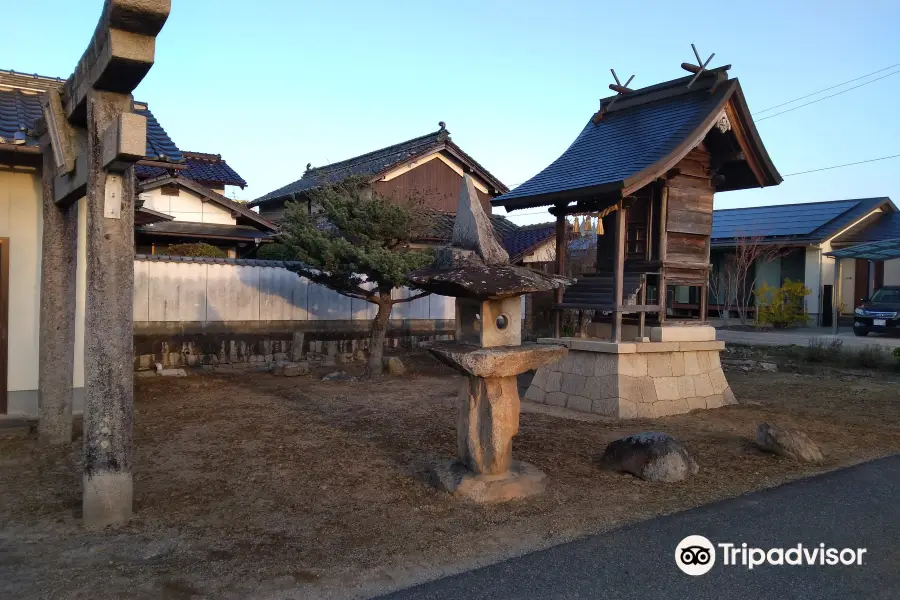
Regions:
[[525, 336, 736, 418]]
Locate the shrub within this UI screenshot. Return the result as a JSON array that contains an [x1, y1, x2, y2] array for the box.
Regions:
[[805, 336, 843, 362], [162, 242, 227, 258], [850, 345, 894, 370], [254, 242, 294, 260], [755, 279, 810, 328]]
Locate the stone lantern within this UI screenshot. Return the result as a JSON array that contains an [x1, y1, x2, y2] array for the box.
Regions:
[[407, 175, 571, 502]]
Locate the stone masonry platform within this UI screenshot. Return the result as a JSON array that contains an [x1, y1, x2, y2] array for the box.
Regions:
[[524, 337, 736, 419]]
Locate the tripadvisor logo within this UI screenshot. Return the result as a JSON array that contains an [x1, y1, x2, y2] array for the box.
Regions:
[[675, 536, 868, 575]]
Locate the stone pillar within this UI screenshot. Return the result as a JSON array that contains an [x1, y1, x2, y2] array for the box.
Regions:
[[457, 375, 519, 475], [82, 90, 136, 526], [37, 143, 78, 445]]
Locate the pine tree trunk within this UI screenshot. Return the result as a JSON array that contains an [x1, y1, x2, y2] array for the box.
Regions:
[[367, 295, 393, 378]]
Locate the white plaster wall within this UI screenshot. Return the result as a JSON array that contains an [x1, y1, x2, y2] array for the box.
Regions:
[[141, 187, 235, 225], [885, 259, 900, 286], [523, 241, 555, 263], [0, 167, 41, 393], [132, 260, 457, 323]]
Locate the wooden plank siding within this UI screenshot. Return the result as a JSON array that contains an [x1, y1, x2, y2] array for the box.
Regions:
[[662, 149, 713, 284], [373, 154, 493, 214]]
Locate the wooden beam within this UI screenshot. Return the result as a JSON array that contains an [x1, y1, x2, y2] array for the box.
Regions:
[[553, 209, 567, 338], [658, 184, 668, 325], [135, 158, 187, 170], [612, 201, 626, 342]]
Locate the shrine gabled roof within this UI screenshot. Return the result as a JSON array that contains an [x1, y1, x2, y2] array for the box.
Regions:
[[493, 68, 781, 211]]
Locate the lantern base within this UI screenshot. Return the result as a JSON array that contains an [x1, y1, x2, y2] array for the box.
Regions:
[[431, 459, 546, 503]]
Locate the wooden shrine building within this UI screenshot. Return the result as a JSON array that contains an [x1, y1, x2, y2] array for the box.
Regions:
[[493, 62, 782, 341]]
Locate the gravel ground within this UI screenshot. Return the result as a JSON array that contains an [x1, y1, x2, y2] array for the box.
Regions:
[[1, 355, 898, 599]]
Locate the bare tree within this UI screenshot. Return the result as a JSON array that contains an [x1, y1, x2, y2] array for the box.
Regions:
[[710, 236, 784, 327]]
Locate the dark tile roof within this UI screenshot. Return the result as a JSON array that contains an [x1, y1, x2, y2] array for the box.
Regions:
[[0, 86, 184, 163], [710, 198, 892, 247], [502, 222, 557, 261], [252, 129, 450, 206], [839, 209, 900, 244], [0, 70, 243, 188], [137, 221, 275, 241], [251, 127, 508, 207], [135, 151, 246, 188], [136, 254, 302, 267], [493, 69, 780, 211]]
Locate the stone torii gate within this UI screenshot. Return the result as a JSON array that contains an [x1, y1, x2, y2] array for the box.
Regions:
[[36, 0, 171, 526]]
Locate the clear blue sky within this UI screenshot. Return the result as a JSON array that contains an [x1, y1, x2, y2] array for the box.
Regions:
[[5, 1, 899, 224]]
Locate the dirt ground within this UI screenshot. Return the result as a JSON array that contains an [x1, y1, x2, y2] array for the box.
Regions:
[[2, 355, 899, 600]]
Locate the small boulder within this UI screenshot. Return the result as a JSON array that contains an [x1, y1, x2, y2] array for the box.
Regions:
[[601, 432, 699, 482], [322, 370, 356, 382], [758, 362, 778, 372], [385, 357, 406, 376], [158, 368, 187, 377], [755, 422, 823, 462], [275, 362, 309, 377]]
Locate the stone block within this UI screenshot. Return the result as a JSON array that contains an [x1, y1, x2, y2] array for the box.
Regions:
[[670, 352, 685, 376], [571, 353, 596, 376], [585, 374, 618, 400], [646, 353, 673, 377], [530, 368, 549, 391], [619, 375, 648, 403], [619, 354, 648, 377], [545, 392, 568, 407], [545, 371, 563, 393], [569, 339, 636, 353], [705, 394, 726, 409], [709, 368, 729, 394], [670, 398, 691, 415], [560, 374, 586, 396], [555, 355, 574, 374], [687, 396, 707, 411], [594, 355, 618, 376], [633, 342, 681, 353], [617, 399, 638, 419], [634, 403, 656, 419], [723, 387, 738, 405], [650, 325, 716, 342], [431, 459, 546, 503], [677, 341, 726, 352], [694, 373, 714, 397], [707, 351, 722, 369], [683, 352, 702, 376], [592, 397, 618, 417], [524, 385, 546, 404], [653, 376, 681, 401], [678, 375, 696, 399], [567, 395, 592, 413], [138, 354, 154, 370], [696, 351, 712, 373]]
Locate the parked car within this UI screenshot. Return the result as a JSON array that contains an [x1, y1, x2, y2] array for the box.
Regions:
[[853, 286, 900, 336]]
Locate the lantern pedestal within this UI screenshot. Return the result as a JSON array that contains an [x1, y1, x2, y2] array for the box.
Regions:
[[425, 343, 567, 502]]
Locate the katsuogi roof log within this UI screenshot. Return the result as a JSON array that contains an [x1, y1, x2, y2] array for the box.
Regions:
[[407, 263, 571, 300]]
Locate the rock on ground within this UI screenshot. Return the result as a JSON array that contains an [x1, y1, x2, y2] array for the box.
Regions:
[[275, 362, 310, 377], [601, 432, 699, 482], [386, 357, 406, 376], [755, 422, 823, 462], [322, 371, 357, 382]]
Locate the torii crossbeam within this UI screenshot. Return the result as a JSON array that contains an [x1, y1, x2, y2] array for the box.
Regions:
[[37, 0, 171, 527]]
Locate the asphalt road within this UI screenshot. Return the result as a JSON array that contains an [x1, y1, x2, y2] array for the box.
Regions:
[[378, 455, 900, 600]]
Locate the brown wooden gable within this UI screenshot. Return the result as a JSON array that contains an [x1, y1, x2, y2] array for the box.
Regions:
[[373, 152, 493, 214]]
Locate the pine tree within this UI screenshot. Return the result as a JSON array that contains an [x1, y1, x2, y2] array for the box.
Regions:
[[276, 176, 434, 376]]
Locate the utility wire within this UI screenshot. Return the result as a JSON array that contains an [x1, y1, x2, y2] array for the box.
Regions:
[[754, 63, 900, 114], [756, 69, 900, 121], [780, 153, 900, 177], [501, 153, 900, 219]]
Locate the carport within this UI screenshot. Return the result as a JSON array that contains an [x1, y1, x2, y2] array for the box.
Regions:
[[825, 238, 900, 333]]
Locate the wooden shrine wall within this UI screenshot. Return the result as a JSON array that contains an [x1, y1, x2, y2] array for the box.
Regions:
[[664, 147, 713, 285]]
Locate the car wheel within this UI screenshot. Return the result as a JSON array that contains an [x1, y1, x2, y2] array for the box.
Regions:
[[853, 327, 869, 337]]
